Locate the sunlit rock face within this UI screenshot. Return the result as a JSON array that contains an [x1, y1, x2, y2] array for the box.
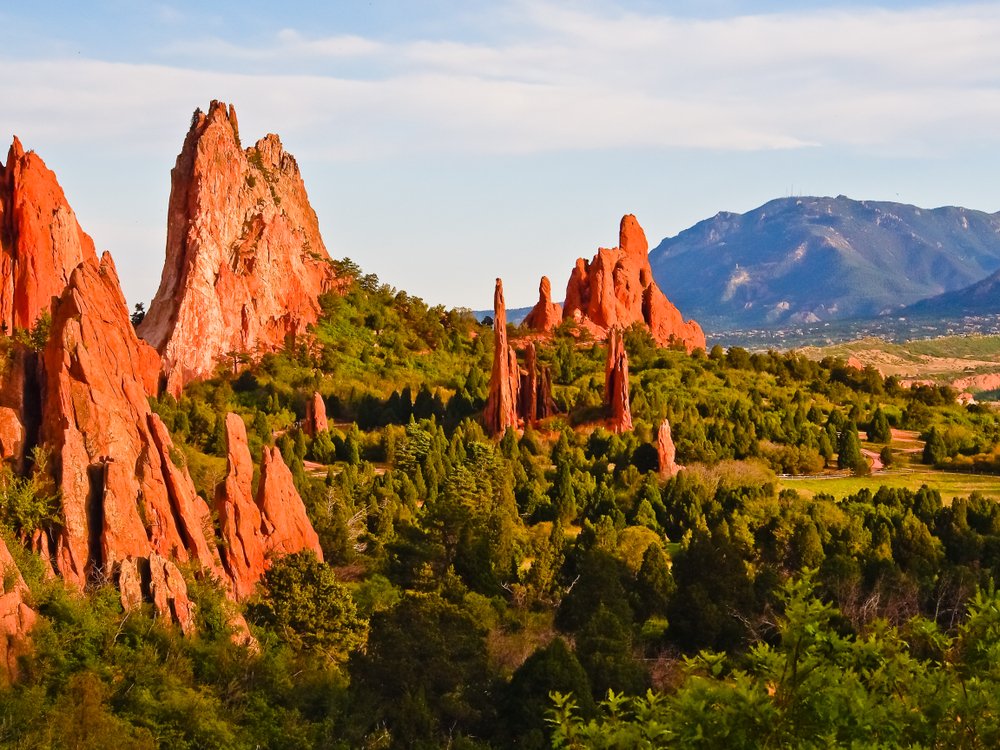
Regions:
[[138, 101, 339, 396]]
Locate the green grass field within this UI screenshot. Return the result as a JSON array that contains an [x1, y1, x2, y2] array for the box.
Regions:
[[781, 468, 1000, 502]]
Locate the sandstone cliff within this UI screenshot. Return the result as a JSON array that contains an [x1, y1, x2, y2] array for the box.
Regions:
[[40, 254, 222, 596], [0, 139, 102, 471], [0, 138, 97, 334], [560, 215, 705, 352], [138, 101, 338, 395]]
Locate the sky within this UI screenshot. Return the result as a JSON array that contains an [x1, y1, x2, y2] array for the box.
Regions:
[[3, 0, 1000, 311]]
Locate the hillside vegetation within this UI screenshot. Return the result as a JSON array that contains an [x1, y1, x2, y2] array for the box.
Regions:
[[2, 261, 1000, 748]]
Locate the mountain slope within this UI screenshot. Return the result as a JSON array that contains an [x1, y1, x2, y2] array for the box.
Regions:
[[902, 267, 1000, 318], [649, 196, 1000, 330]]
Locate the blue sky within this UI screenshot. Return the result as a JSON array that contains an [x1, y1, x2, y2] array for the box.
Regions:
[[3, 1, 1000, 310]]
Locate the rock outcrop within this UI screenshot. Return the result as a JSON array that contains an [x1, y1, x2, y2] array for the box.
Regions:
[[214, 413, 268, 600], [304, 392, 329, 436], [0, 138, 97, 333], [0, 139, 104, 471], [657, 419, 681, 478], [518, 341, 557, 425], [562, 215, 705, 352], [138, 101, 339, 395], [484, 279, 521, 436], [605, 328, 632, 433], [40, 254, 222, 600], [215, 413, 324, 599], [0, 535, 36, 684], [522, 276, 562, 333], [258, 447, 323, 561]]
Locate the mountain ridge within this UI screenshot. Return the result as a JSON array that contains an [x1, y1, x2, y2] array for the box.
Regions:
[[648, 195, 1000, 331]]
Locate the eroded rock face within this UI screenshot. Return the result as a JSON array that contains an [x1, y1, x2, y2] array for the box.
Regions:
[[214, 413, 267, 600], [304, 392, 328, 436], [563, 215, 705, 352], [258, 447, 323, 561], [0, 139, 102, 470], [0, 535, 36, 685], [215, 413, 324, 599], [0, 138, 97, 334], [138, 101, 339, 396], [484, 279, 521, 436], [149, 552, 196, 636], [657, 419, 681, 478], [523, 276, 563, 333], [605, 327, 632, 434], [41, 254, 220, 594]]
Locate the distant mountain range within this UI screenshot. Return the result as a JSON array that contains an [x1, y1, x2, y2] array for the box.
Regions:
[[648, 196, 1000, 331], [903, 267, 1000, 318]]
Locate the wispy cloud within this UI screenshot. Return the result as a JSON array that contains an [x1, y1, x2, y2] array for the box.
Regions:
[[4, 1, 1000, 159]]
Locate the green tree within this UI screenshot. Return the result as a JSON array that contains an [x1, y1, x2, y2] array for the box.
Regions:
[[249, 551, 367, 666]]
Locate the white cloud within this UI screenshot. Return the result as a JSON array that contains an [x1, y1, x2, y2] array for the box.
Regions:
[[5, 2, 1000, 160]]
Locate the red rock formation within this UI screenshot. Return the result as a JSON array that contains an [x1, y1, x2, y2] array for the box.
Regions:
[[563, 215, 705, 352], [41, 254, 220, 597], [138, 101, 339, 396], [304, 392, 329, 436], [484, 279, 521, 436], [0, 534, 36, 684], [215, 413, 267, 600], [605, 328, 632, 433], [518, 341, 558, 425], [0, 345, 34, 471], [0, 137, 97, 333], [215, 412, 325, 598], [523, 276, 562, 333], [149, 552, 196, 636], [258, 447, 323, 561], [657, 419, 681, 478]]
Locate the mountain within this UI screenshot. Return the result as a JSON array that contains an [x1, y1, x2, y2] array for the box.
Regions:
[[648, 195, 1000, 331], [902, 267, 1000, 317]]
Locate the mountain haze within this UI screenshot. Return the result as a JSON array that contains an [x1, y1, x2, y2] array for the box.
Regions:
[[649, 196, 1000, 330], [903, 267, 1000, 318]]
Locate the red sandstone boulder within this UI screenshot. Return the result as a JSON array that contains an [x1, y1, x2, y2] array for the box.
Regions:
[[304, 392, 329, 436], [484, 279, 521, 436], [563, 215, 705, 352], [523, 276, 563, 333], [149, 552, 196, 636], [138, 101, 339, 395], [605, 328, 633, 434], [0, 534, 35, 684]]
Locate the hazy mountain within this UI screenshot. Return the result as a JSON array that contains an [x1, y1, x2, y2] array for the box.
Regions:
[[903, 267, 1000, 317], [648, 196, 1000, 331]]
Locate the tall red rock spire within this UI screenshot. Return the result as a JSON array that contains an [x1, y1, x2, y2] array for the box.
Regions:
[[138, 101, 339, 396], [0, 137, 97, 333], [559, 215, 706, 352], [605, 327, 633, 433], [484, 278, 521, 436], [657, 419, 681, 478]]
